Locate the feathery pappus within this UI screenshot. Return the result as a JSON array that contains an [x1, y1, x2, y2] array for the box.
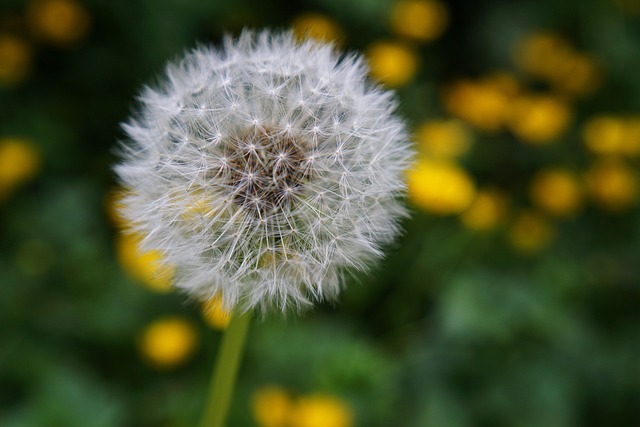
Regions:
[[115, 30, 414, 312]]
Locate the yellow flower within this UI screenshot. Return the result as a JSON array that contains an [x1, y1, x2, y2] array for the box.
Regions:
[[443, 74, 518, 132], [0, 35, 32, 85], [515, 32, 558, 69], [585, 158, 638, 212], [513, 32, 572, 79], [415, 119, 472, 158], [513, 32, 600, 96], [289, 394, 353, 427], [27, 0, 90, 47], [389, 0, 448, 42], [582, 116, 626, 155], [251, 386, 294, 427], [139, 317, 198, 369], [554, 53, 601, 96], [583, 115, 640, 156], [460, 188, 508, 231], [116, 232, 175, 293], [408, 159, 476, 215], [529, 168, 583, 217], [507, 95, 571, 144], [201, 295, 231, 330], [366, 41, 419, 87], [0, 138, 40, 200], [291, 13, 343, 43], [508, 210, 554, 253]]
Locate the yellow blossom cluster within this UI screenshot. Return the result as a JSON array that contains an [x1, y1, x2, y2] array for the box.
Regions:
[[409, 119, 478, 216], [580, 115, 640, 212], [290, 2, 447, 88], [441, 31, 601, 145], [405, 22, 640, 257], [252, 386, 353, 427], [514, 31, 601, 97], [443, 73, 572, 143], [369, 0, 448, 87], [443, 73, 519, 132]]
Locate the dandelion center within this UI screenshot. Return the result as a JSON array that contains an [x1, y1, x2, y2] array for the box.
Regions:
[[220, 128, 310, 216]]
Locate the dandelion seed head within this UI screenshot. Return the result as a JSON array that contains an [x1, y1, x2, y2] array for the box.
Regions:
[[115, 30, 414, 313]]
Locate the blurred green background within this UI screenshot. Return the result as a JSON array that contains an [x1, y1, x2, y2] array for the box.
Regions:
[[1, 0, 640, 426]]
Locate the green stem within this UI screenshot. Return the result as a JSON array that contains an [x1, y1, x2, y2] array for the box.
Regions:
[[199, 312, 251, 427]]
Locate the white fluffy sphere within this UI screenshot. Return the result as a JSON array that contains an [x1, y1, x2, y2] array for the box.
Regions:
[[115, 30, 413, 312]]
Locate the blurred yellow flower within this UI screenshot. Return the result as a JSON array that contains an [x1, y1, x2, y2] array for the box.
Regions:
[[408, 159, 476, 215], [507, 95, 571, 144], [366, 41, 418, 87], [416, 119, 472, 158], [390, 0, 448, 42], [514, 32, 569, 77], [555, 53, 601, 96], [530, 168, 583, 217], [443, 74, 518, 132], [116, 232, 175, 293], [585, 158, 638, 212], [583, 115, 640, 156], [290, 394, 353, 427], [201, 295, 231, 330], [252, 386, 294, 427], [291, 13, 343, 43], [508, 210, 554, 253], [583, 115, 626, 155], [513, 32, 600, 96], [0, 138, 40, 200], [460, 188, 508, 231], [0, 35, 32, 85], [27, 0, 90, 47], [139, 317, 198, 369]]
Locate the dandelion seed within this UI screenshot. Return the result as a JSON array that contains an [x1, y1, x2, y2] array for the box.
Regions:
[[115, 30, 413, 313]]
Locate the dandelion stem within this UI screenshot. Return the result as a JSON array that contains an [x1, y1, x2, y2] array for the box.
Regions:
[[199, 312, 251, 427]]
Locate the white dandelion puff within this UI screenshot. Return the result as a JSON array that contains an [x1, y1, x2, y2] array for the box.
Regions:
[[115, 30, 414, 312]]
